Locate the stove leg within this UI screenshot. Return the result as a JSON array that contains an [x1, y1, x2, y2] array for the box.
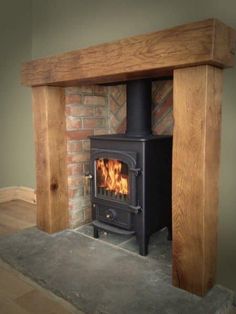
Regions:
[[167, 225, 172, 241], [137, 234, 149, 256], [93, 226, 99, 239]]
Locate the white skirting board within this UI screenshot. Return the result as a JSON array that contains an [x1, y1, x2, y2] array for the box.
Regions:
[[0, 187, 36, 204]]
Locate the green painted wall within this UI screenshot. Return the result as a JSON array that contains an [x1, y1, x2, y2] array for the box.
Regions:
[[1, 0, 236, 291], [0, 0, 34, 188]]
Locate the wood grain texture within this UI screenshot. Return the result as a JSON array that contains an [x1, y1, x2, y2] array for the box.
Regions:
[[32, 86, 69, 233], [0, 200, 36, 236], [172, 65, 223, 296], [21, 19, 236, 87], [0, 259, 83, 314]]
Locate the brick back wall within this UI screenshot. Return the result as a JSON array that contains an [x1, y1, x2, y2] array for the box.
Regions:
[[152, 80, 173, 135], [107, 80, 173, 135], [65, 80, 173, 228], [65, 85, 109, 228]]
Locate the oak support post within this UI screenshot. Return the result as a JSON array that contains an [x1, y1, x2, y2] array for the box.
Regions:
[[32, 86, 69, 233], [172, 65, 223, 296]]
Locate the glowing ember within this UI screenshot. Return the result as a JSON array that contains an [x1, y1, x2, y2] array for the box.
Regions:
[[96, 159, 128, 195]]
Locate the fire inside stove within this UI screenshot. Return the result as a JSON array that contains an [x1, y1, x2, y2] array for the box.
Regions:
[[95, 158, 129, 202]]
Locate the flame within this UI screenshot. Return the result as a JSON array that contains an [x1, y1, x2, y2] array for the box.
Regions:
[[96, 159, 128, 195]]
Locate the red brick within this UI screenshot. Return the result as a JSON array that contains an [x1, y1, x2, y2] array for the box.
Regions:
[[69, 206, 84, 216], [94, 128, 109, 135], [78, 85, 93, 94], [83, 95, 106, 106], [68, 188, 79, 198], [82, 118, 106, 129], [65, 94, 82, 104], [116, 86, 126, 105], [83, 162, 90, 174], [153, 80, 173, 104], [93, 85, 108, 96], [116, 119, 126, 133], [95, 106, 107, 117], [69, 212, 85, 228], [116, 105, 126, 121], [68, 186, 85, 199], [68, 175, 82, 187], [67, 152, 90, 163], [68, 203, 75, 211], [109, 97, 120, 114], [153, 111, 173, 135], [109, 85, 120, 99], [84, 207, 92, 222], [65, 87, 80, 95], [67, 163, 83, 176], [67, 130, 93, 140], [110, 115, 120, 129], [66, 105, 94, 117], [152, 93, 173, 121], [68, 189, 75, 199], [66, 117, 82, 130], [67, 141, 82, 153], [82, 140, 90, 152]]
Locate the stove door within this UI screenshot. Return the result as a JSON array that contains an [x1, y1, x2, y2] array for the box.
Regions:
[[90, 149, 139, 230]]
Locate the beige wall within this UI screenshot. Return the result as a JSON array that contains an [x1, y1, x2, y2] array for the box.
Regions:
[[1, 0, 236, 291], [217, 68, 236, 291], [0, 0, 34, 188]]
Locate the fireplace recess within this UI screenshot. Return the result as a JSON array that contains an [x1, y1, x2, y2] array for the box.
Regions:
[[22, 18, 236, 294], [87, 79, 172, 256]]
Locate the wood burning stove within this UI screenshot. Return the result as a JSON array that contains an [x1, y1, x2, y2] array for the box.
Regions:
[[86, 79, 172, 256]]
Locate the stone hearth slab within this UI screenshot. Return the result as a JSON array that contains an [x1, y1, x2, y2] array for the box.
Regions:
[[0, 227, 234, 314]]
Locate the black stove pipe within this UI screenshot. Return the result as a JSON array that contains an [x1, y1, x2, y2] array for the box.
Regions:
[[126, 79, 152, 137]]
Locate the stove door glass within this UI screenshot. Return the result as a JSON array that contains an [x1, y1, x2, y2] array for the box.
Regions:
[[95, 158, 129, 203]]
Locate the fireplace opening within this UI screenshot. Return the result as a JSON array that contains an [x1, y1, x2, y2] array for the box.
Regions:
[[85, 79, 172, 256]]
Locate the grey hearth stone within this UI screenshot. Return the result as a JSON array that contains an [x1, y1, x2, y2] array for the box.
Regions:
[[0, 227, 234, 314], [187, 285, 236, 314], [119, 227, 172, 260], [75, 223, 133, 246]]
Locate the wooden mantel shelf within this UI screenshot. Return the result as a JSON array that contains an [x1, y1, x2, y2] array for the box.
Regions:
[[22, 18, 235, 87], [22, 18, 236, 297]]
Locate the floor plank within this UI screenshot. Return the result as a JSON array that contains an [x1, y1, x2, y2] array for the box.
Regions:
[[0, 201, 83, 314], [0, 200, 36, 236], [0, 260, 83, 314], [0, 297, 30, 314], [16, 290, 76, 314], [0, 268, 33, 300]]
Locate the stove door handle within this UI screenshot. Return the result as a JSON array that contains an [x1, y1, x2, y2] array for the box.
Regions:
[[129, 168, 142, 176], [128, 205, 142, 214], [83, 173, 93, 195]]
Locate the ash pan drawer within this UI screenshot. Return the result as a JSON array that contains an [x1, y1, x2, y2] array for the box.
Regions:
[[96, 204, 133, 230]]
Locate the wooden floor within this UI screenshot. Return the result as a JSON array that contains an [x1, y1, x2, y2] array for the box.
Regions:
[[0, 200, 83, 314], [0, 200, 36, 236]]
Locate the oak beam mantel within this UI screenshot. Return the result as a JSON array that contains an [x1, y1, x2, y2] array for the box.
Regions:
[[22, 18, 235, 87], [21, 19, 236, 297]]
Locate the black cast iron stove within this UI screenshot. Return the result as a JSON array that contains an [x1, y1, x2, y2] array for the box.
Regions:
[[87, 79, 172, 256]]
